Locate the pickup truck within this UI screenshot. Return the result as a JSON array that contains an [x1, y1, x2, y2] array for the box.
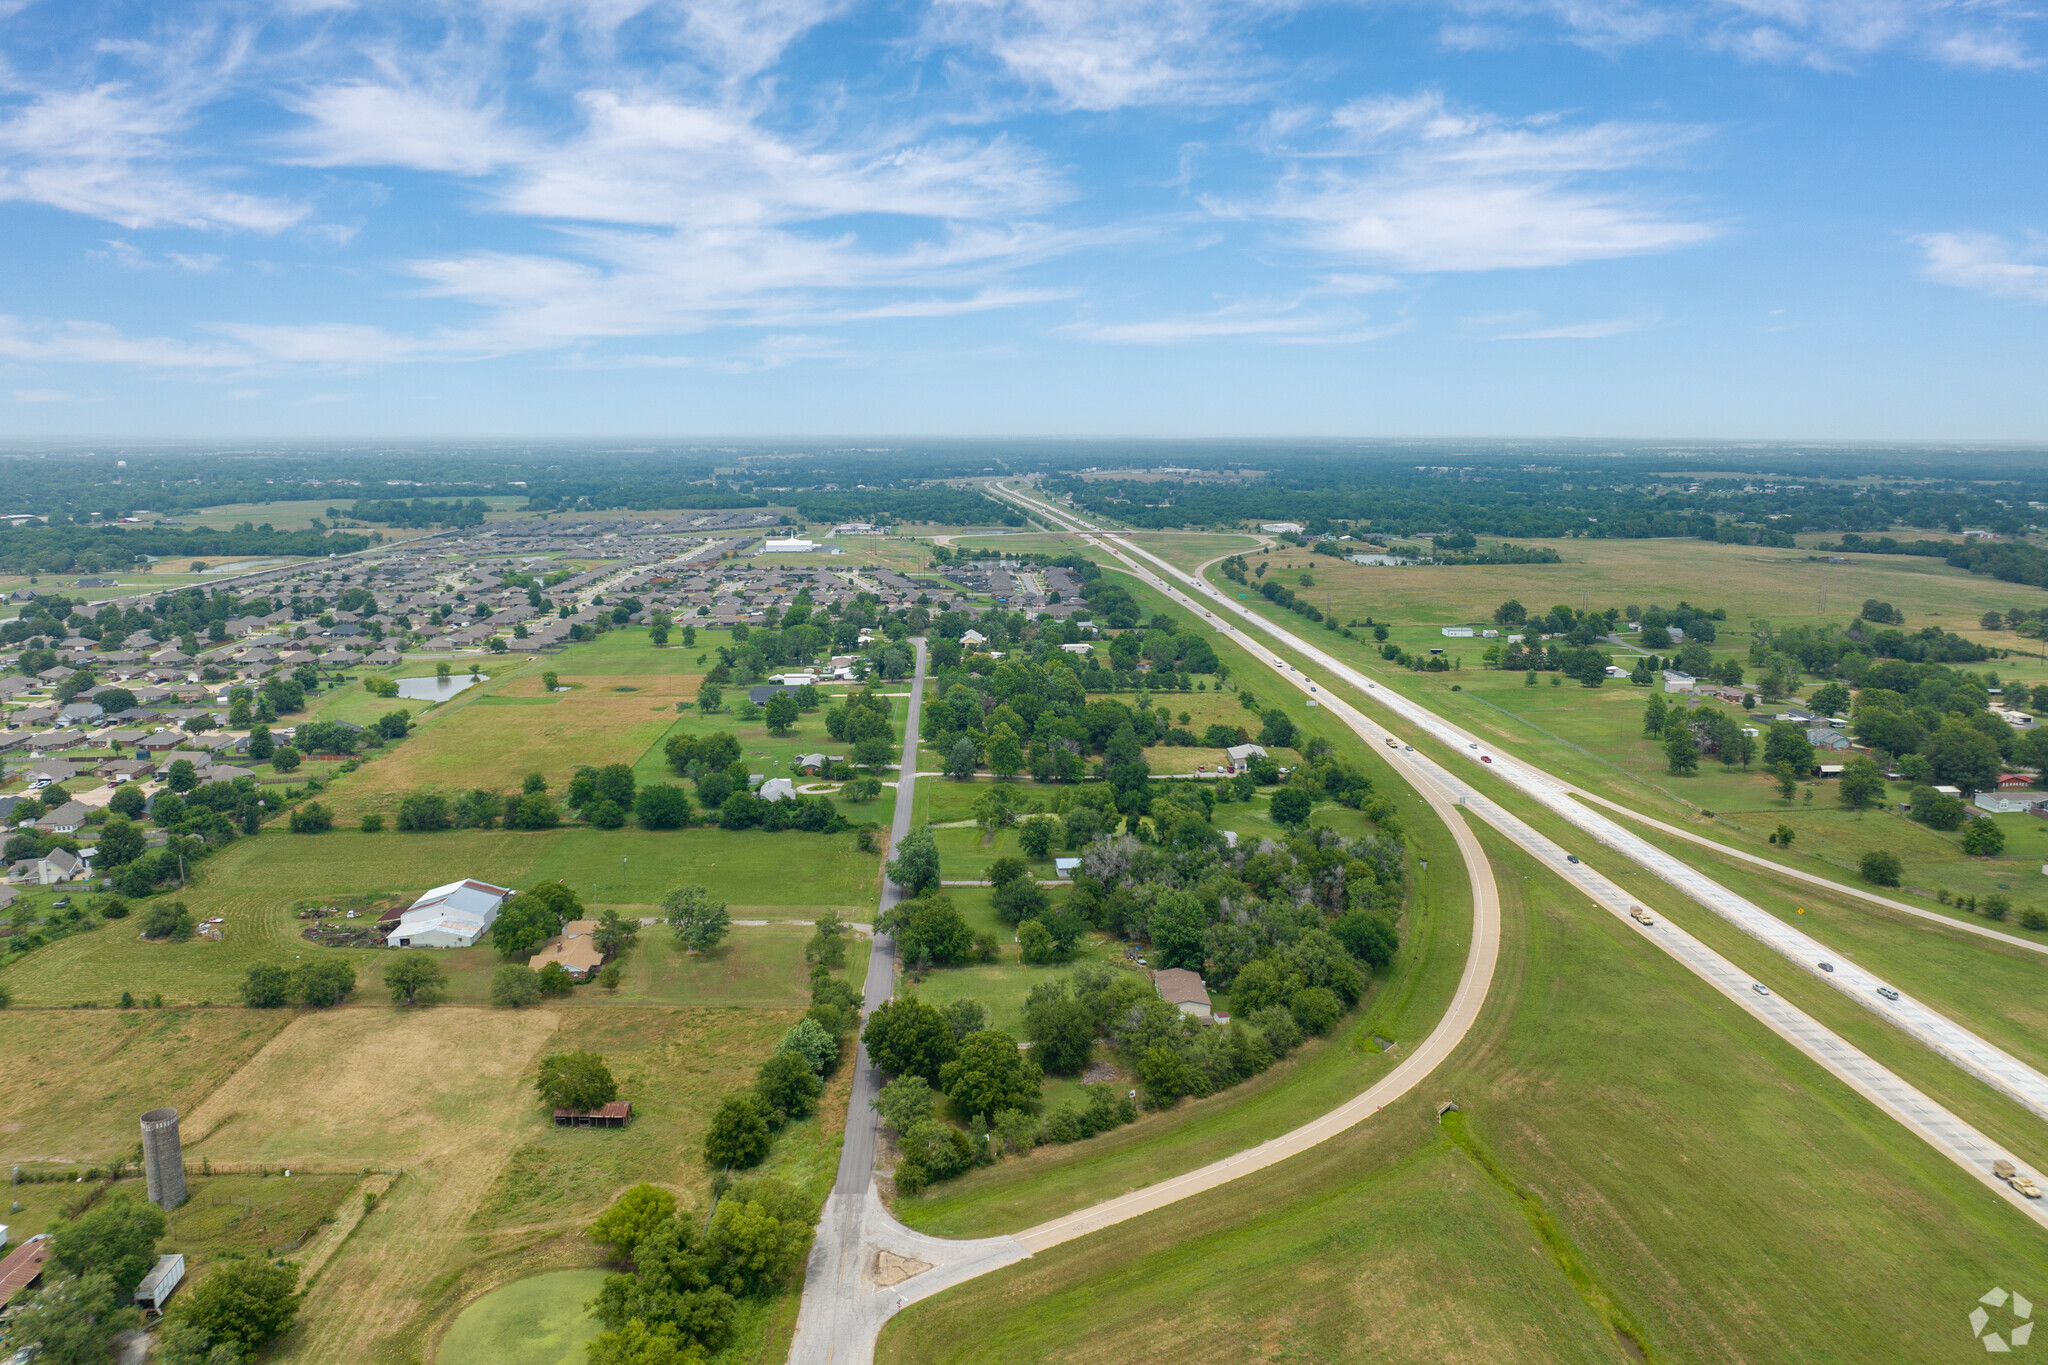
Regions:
[[1629, 906, 1655, 926]]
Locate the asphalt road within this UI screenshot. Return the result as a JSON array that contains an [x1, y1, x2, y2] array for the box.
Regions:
[[989, 479, 2048, 1229], [785, 559, 1515, 1356]]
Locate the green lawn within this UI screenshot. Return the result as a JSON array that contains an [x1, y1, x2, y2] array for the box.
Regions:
[[437, 1270, 607, 1365], [882, 829, 2048, 1365], [0, 825, 880, 1007]]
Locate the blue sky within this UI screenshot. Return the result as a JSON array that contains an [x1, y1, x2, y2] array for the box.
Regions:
[[0, 0, 2043, 438]]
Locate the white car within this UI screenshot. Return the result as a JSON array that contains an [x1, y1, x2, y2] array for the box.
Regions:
[[1752, 982, 1772, 997], [1877, 986, 1900, 1002]]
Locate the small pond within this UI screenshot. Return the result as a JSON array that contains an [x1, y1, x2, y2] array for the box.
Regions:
[[394, 673, 489, 702], [438, 1269, 605, 1365]]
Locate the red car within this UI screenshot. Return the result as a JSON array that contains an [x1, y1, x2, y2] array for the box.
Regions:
[[1481, 755, 1493, 764]]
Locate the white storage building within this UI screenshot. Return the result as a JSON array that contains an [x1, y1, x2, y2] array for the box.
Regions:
[[385, 879, 515, 949]]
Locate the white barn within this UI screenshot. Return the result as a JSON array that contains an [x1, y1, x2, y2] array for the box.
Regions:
[[385, 879, 514, 949]]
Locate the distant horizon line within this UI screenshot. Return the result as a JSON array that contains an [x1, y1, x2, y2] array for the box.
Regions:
[[2, 435, 2047, 449]]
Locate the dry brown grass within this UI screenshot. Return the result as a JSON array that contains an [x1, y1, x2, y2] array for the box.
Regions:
[[184, 1007, 563, 1365], [0, 1009, 293, 1164]]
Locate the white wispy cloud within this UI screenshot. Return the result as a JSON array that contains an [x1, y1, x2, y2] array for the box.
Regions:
[[929, 0, 1276, 110], [0, 26, 307, 232], [1433, 0, 2042, 70], [1488, 312, 1659, 338], [1064, 293, 1405, 344], [1915, 230, 2048, 304], [1226, 90, 1714, 272], [10, 388, 76, 402]]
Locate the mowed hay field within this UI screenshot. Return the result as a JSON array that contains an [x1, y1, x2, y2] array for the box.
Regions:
[[165, 1003, 820, 1365], [0, 1008, 292, 1165], [1216, 534, 2048, 640], [883, 833, 2048, 1365]]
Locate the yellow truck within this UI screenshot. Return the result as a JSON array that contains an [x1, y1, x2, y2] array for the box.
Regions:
[[1630, 906, 1655, 926], [1994, 1159, 2042, 1198]]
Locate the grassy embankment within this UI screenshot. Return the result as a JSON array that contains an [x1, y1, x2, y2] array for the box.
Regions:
[[881, 829, 2048, 1365]]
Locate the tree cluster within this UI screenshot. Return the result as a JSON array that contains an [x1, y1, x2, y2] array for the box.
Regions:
[[581, 1178, 819, 1361]]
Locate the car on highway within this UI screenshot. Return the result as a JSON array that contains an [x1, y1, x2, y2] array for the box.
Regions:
[[1752, 982, 1772, 996], [1877, 986, 1900, 1001], [1481, 755, 1493, 764], [1468, 742, 1479, 749], [1818, 962, 1835, 973], [1565, 853, 1579, 863], [1403, 744, 1413, 751]]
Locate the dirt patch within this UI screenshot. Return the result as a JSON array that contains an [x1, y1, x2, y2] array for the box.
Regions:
[[1080, 1061, 1126, 1085]]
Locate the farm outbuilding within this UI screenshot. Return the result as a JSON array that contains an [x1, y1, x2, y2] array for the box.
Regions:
[[554, 1101, 633, 1127], [385, 878, 514, 948]]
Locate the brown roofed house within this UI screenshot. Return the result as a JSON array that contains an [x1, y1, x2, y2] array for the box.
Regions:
[[529, 919, 606, 980], [1153, 967, 1213, 1019]]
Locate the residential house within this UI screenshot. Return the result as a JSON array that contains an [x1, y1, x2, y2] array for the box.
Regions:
[[528, 919, 606, 980], [1153, 968, 1214, 1019], [1661, 670, 1697, 693], [1224, 742, 1267, 770], [10, 847, 86, 884], [34, 800, 90, 834], [1806, 728, 1854, 752], [1975, 791, 2042, 815]]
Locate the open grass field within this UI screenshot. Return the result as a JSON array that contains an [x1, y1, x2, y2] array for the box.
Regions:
[[319, 665, 696, 819], [616, 923, 871, 1008], [1217, 534, 2048, 640], [0, 1008, 293, 1165], [883, 829, 2048, 1365], [0, 822, 880, 1006]]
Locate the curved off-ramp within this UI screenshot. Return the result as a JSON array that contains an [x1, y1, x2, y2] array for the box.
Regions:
[[788, 591, 1507, 1364]]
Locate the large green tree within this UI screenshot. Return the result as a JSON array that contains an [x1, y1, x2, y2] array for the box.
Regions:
[[171, 1259, 302, 1359], [703, 1093, 772, 1169], [382, 954, 447, 1005], [885, 894, 972, 967], [885, 824, 942, 896], [495, 881, 580, 958], [538, 1051, 620, 1112], [938, 1029, 1041, 1118], [1836, 755, 1888, 810], [861, 996, 955, 1084], [13, 1273, 138, 1365], [586, 1184, 677, 1259], [50, 1196, 165, 1294], [665, 884, 731, 952]]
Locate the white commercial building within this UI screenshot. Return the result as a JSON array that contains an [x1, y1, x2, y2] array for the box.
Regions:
[[760, 538, 817, 553], [385, 878, 515, 948], [1441, 626, 1475, 637]]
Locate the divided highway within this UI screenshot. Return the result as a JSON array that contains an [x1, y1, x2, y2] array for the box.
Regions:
[[991, 479, 2048, 1229]]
